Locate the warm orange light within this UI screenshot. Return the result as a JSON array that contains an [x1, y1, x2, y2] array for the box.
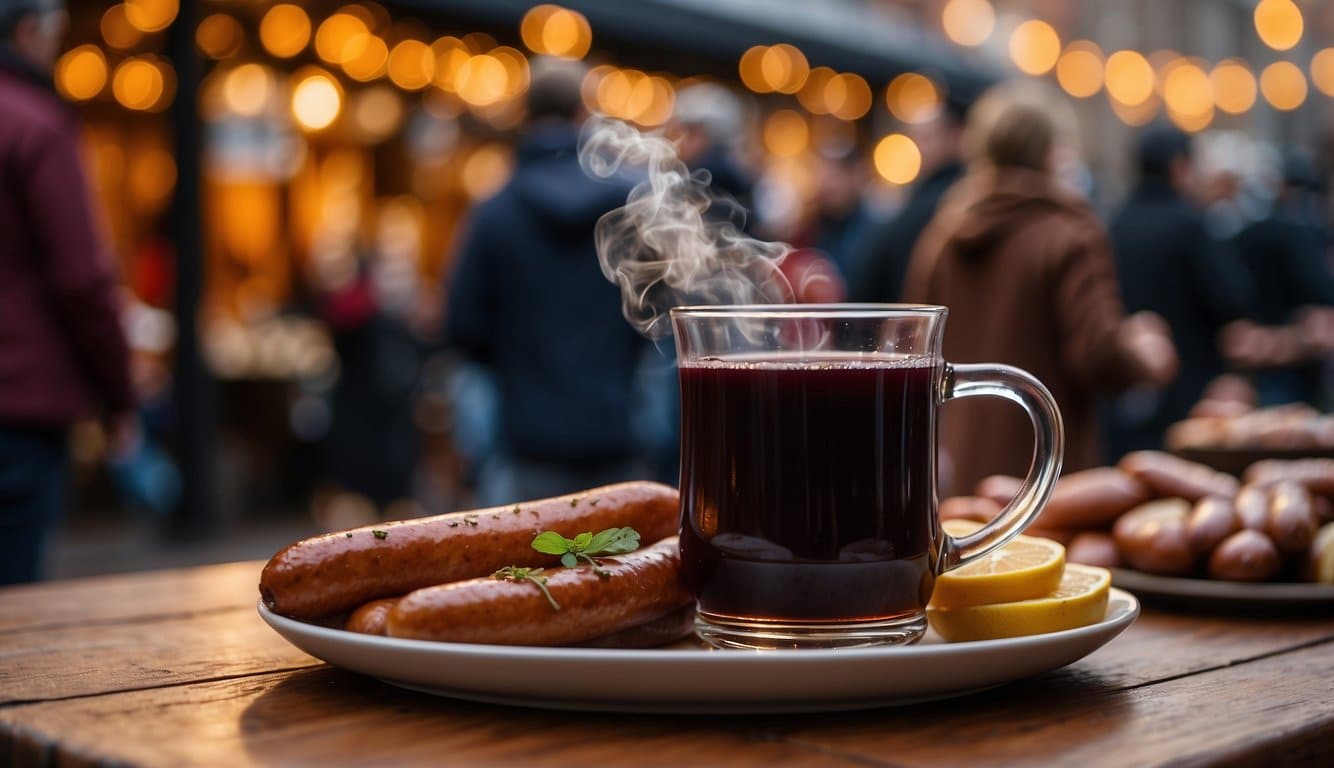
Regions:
[[1162, 60, 1213, 118], [342, 36, 388, 82], [874, 133, 921, 185], [1260, 60, 1307, 111], [1009, 20, 1060, 76], [56, 45, 107, 101], [797, 66, 836, 114], [112, 57, 169, 111], [222, 63, 272, 117], [127, 145, 176, 215], [1105, 50, 1154, 106], [124, 0, 177, 34], [520, 5, 557, 52], [1311, 48, 1334, 97], [1056, 41, 1103, 98], [1110, 92, 1160, 126], [764, 44, 808, 94], [461, 144, 514, 200], [432, 37, 471, 92], [388, 39, 434, 91], [1254, 0, 1303, 52], [826, 72, 872, 121], [1211, 60, 1257, 114], [542, 8, 592, 59], [101, 5, 142, 50], [456, 54, 508, 106], [260, 4, 311, 59], [489, 46, 531, 99], [941, 0, 994, 47], [315, 13, 370, 65], [739, 45, 769, 93], [580, 64, 614, 114], [196, 14, 242, 60], [292, 70, 343, 131], [762, 109, 809, 158], [353, 86, 404, 142], [636, 76, 675, 126], [885, 72, 941, 123]]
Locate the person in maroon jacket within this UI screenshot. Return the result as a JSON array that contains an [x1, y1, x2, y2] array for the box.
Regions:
[[0, 0, 136, 584]]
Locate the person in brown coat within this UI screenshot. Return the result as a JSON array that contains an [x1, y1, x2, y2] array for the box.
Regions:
[[905, 84, 1177, 496]]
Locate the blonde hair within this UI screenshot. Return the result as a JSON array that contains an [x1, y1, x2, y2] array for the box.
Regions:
[[964, 81, 1076, 172]]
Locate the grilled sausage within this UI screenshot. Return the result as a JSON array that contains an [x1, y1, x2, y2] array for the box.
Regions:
[[1113, 498, 1194, 576], [1234, 484, 1271, 531], [1067, 532, 1121, 569], [260, 482, 680, 620], [1244, 459, 1334, 496], [345, 598, 397, 635], [1118, 451, 1239, 502], [386, 537, 691, 646], [975, 468, 1151, 530], [1266, 481, 1317, 555], [1186, 497, 1240, 555]]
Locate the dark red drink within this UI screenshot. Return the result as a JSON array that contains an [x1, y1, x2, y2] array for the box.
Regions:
[[678, 355, 942, 624]]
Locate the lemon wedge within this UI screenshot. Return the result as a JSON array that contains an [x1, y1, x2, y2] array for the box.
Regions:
[[927, 563, 1111, 642], [929, 520, 1066, 609]]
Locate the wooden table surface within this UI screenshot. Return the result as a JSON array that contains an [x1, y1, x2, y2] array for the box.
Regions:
[[1, 561, 1332, 767]]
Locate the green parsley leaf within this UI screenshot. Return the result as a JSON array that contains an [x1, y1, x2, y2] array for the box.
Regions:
[[372, 529, 388, 540], [560, 552, 578, 568], [492, 566, 560, 611], [532, 531, 572, 555], [573, 531, 594, 550]]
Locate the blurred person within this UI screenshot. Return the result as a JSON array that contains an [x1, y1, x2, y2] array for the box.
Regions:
[[792, 149, 878, 282], [444, 58, 646, 505], [904, 84, 1177, 496], [668, 82, 754, 223], [1104, 125, 1255, 458], [0, 0, 136, 583], [1230, 150, 1334, 405], [851, 98, 967, 302]]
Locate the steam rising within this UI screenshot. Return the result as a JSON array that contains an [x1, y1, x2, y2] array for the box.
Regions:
[[578, 118, 792, 339]]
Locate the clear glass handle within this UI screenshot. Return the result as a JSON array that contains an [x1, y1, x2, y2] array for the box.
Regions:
[[938, 363, 1065, 572]]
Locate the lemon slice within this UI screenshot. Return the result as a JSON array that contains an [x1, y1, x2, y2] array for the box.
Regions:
[[927, 563, 1111, 642], [929, 520, 1066, 609]]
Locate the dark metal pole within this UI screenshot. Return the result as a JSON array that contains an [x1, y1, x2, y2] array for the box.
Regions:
[[166, 0, 215, 540]]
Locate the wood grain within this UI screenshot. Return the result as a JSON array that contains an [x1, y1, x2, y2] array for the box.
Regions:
[[0, 608, 317, 706], [785, 641, 1334, 768], [0, 669, 864, 768], [0, 561, 263, 634]]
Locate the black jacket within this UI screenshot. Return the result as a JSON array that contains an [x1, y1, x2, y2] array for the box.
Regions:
[[1106, 179, 1253, 452], [850, 162, 964, 302], [444, 123, 643, 462]]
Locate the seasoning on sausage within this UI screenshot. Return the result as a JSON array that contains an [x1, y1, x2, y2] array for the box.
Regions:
[[386, 537, 691, 646], [260, 481, 680, 620]]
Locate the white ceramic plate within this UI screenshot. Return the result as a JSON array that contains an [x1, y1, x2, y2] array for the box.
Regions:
[[258, 588, 1138, 714], [1112, 569, 1334, 609]]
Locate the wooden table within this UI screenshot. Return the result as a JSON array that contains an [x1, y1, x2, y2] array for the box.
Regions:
[[1, 561, 1332, 767]]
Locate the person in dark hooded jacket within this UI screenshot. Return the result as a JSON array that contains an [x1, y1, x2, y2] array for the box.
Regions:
[[444, 58, 644, 505], [904, 85, 1178, 496]]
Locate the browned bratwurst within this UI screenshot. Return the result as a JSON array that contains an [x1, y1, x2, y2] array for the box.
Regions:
[[386, 537, 691, 646], [1118, 451, 1239, 502], [346, 598, 397, 635], [975, 468, 1151, 530], [260, 482, 679, 619], [1244, 459, 1334, 497]]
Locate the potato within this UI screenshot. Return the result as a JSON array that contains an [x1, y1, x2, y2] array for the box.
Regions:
[[1306, 523, 1334, 584], [1208, 530, 1281, 582], [1067, 532, 1120, 569], [1186, 497, 1240, 555], [1113, 498, 1194, 576], [1266, 481, 1317, 555], [1234, 484, 1270, 531]]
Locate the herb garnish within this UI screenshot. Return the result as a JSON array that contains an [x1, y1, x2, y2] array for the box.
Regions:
[[493, 566, 560, 611], [372, 529, 389, 540], [531, 527, 640, 575]]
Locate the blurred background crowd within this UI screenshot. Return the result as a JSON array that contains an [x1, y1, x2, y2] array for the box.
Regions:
[[1, 0, 1331, 583]]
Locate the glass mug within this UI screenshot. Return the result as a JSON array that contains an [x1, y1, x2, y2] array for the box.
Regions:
[[671, 305, 1064, 649]]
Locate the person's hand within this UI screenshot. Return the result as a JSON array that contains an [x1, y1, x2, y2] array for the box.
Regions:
[[106, 412, 142, 464], [1120, 311, 1178, 388]]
